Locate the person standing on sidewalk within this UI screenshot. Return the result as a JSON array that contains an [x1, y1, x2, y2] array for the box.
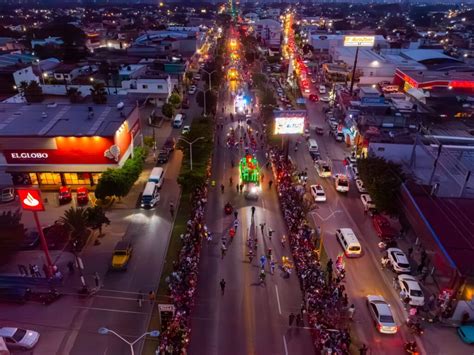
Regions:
[[220, 279, 226, 295], [169, 202, 175, 217], [137, 291, 144, 308], [148, 290, 156, 304]]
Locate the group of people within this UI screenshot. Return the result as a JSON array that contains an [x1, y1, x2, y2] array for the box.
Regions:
[[271, 148, 352, 354], [158, 185, 208, 354]]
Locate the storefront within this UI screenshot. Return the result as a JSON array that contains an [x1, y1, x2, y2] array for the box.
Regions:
[[0, 99, 141, 190]]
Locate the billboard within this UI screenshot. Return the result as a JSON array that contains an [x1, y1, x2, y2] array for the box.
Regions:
[[274, 110, 306, 135], [344, 36, 375, 47], [17, 189, 45, 212]]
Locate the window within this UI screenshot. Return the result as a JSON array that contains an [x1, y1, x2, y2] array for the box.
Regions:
[[370, 72, 374, 76], [92, 173, 101, 185], [64, 173, 90, 185], [38, 173, 61, 185], [29, 173, 38, 185], [142, 84, 148, 89], [377, 147, 385, 152], [157, 85, 163, 89]]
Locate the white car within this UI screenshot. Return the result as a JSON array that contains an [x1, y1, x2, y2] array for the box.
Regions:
[[320, 95, 330, 102], [315, 160, 332, 178], [398, 274, 425, 306], [335, 174, 349, 193], [387, 248, 411, 274], [188, 86, 197, 95], [310, 184, 326, 202], [319, 85, 326, 94], [366, 295, 398, 334], [194, 74, 201, 80], [355, 179, 367, 193], [352, 166, 360, 179], [0, 327, 40, 350], [182, 125, 190, 135], [360, 194, 376, 210]]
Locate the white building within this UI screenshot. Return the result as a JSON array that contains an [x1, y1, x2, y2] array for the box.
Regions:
[[310, 34, 389, 54], [254, 19, 282, 50]]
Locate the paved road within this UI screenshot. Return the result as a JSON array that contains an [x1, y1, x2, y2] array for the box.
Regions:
[[0, 82, 206, 355], [189, 82, 313, 354]]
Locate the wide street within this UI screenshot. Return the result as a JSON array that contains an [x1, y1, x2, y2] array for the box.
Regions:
[[0, 83, 203, 354]]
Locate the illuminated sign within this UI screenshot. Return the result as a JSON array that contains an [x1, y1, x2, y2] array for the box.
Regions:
[[17, 189, 45, 212], [344, 36, 375, 47], [274, 110, 306, 135], [10, 152, 49, 160]]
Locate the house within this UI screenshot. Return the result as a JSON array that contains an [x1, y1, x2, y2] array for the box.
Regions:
[[31, 36, 64, 49]]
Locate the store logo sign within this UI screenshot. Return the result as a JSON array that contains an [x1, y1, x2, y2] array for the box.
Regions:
[[10, 152, 49, 160], [17, 189, 45, 212]]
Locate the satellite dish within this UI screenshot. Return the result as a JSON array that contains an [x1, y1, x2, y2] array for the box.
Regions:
[[117, 102, 124, 110]]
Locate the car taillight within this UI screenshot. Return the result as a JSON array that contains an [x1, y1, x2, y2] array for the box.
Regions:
[[377, 324, 382, 331]]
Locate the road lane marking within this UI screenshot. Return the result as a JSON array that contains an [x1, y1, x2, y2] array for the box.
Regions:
[[283, 335, 289, 355], [275, 285, 282, 315], [74, 306, 149, 315]]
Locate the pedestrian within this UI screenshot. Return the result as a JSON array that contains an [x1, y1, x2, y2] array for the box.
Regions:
[[169, 202, 175, 217], [234, 211, 238, 220], [260, 223, 265, 236], [239, 183, 244, 193], [259, 255, 266, 269], [233, 219, 239, 232], [94, 272, 101, 288], [295, 313, 302, 326], [251, 206, 256, 217], [67, 261, 75, 273], [359, 344, 368, 355], [300, 303, 306, 316], [34, 264, 42, 277], [270, 260, 275, 274], [269, 180, 273, 189], [261, 173, 264, 183], [407, 247, 413, 259], [220, 184, 225, 194], [220, 278, 226, 295], [18, 264, 27, 276], [148, 290, 156, 304], [236, 183, 239, 192], [289, 312, 295, 326], [268, 228, 273, 240], [29, 264, 35, 277], [281, 235, 286, 247], [221, 243, 227, 259], [392, 276, 398, 289], [137, 291, 144, 308], [348, 304, 356, 320]]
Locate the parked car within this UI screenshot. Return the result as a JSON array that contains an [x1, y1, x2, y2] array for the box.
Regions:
[[76, 187, 89, 205], [182, 125, 191, 135], [310, 184, 326, 202], [397, 274, 425, 306], [360, 194, 376, 210], [0, 187, 15, 203], [319, 85, 326, 94], [58, 186, 72, 205], [355, 179, 367, 193], [366, 295, 398, 334], [387, 248, 411, 274], [372, 214, 397, 240], [458, 325, 474, 344], [334, 174, 349, 193], [157, 150, 170, 164], [315, 126, 324, 135], [111, 241, 133, 270], [20, 229, 40, 250], [352, 166, 360, 179], [164, 137, 176, 152], [0, 327, 40, 350]]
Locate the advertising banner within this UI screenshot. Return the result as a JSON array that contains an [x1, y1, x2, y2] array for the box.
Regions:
[[343, 36, 375, 47], [17, 189, 45, 212], [274, 110, 306, 135]]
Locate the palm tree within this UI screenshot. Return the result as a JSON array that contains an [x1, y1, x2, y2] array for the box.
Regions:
[[90, 82, 107, 104], [85, 206, 110, 236], [59, 207, 89, 250]]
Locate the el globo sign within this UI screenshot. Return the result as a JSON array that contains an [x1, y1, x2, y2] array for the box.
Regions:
[[10, 152, 49, 159]]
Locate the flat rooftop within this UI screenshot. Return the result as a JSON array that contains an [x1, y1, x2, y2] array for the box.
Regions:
[[0, 98, 135, 137], [399, 68, 474, 83]]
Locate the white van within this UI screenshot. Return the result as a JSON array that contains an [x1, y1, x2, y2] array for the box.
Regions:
[[148, 167, 164, 188], [336, 228, 362, 257], [308, 139, 319, 152], [173, 114, 183, 128], [141, 182, 160, 208]]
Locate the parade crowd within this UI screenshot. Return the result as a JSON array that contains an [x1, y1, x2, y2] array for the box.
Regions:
[[157, 185, 208, 354], [271, 148, 352, 355]]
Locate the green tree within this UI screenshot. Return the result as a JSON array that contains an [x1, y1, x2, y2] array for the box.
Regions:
[[168, 93, 181, 107], [85, 206, 110, 236], [357, 157, 404, 216], [162, 102, 174, 118], [0, 209, 24, 261], [59, 207, 89, 250], [21, 81, 44, 103], [90, 82, 107, 104]]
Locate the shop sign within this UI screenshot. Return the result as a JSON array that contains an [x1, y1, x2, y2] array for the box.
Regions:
[[361, 96, 386, 105], [8, 151, 49, 161], [343, 36, 375, 47], [17, 189, 45, 212]]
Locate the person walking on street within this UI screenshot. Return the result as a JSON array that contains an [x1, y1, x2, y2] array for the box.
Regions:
[[169, 202, 175, 217], [239, 183, 244, 193], [220, 184, 225, 194], [260, 223, 265, 236], [296, 313, 303, 327], [220, 279, 226, 295], [221, 243, 227, 259], [281, 235, 287, 247], [137, 291, 144, 308], [269, 180, 273, 189], [251, 206, 256, 217], [359, 344, 368, 355], [236, 183, 239, 193], [348, 304, 356, 320], [270, 260, 276, 275], [94, 272, 101, 288], [234, 211, 238, 220], [229, 177, 233, 186], [289, 312, 295, 326], [148, 290, 156, 304]]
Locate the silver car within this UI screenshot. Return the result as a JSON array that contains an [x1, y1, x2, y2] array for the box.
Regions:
[[366, 295, 398, 334]]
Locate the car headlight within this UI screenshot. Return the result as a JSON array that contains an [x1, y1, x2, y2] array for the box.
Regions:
[[250, 186, 258, 194]]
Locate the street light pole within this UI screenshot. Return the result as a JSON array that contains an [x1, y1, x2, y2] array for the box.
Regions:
[[201, 69, 216, 116], [178, 136, 205, 171], [98, 327, 160, 355], [349, 45, 360, 95]]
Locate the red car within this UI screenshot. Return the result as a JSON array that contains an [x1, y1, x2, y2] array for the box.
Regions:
[[309, 94, 319, 102], [58, 186, 72, 205], [372, 214, 397, 240], [76, 187, 89, 205]]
